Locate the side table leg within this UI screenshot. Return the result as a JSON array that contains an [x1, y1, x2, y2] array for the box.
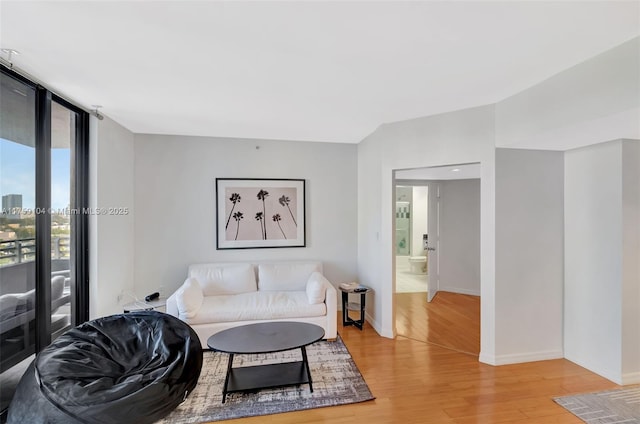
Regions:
[[301, 346, 313, 392], [341, 290, 348, 326], [358, 292, 367, 329], [222, 353, 234, 403]]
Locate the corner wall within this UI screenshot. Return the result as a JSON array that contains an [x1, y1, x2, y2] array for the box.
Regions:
[[89, 115, 135, 318], [133, 135, 358, 298], [493, 148, 564, 364], [622, 140, 640, 384], [564, 139, 640, 384], [564, 140, 623, 382]]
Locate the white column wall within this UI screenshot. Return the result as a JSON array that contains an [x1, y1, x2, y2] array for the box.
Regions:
[[493, 148, 564, 364], [564, 141, 623, 383], [89, 115, 135, 318], [621, 139, 640, 384]]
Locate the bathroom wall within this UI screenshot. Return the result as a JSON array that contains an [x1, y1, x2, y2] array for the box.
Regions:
[[411, 186, 428, 257], [395, 186, 412, 255]]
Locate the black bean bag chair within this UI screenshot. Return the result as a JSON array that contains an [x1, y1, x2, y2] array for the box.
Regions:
[[7, 311, 202, 424]]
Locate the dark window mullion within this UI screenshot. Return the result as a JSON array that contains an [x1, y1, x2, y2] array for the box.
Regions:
[[52, 93, 90, 325], [73, 110, 89, 324], [35, 86, 52, 351]]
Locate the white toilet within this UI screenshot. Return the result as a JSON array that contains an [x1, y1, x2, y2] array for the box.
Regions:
[[408, 256, 427, 274]]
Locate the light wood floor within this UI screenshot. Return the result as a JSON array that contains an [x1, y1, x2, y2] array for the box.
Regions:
[[396, 291, 481, 355], [210, 307, 620, 423]]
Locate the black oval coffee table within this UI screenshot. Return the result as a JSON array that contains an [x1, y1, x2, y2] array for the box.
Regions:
[[207, 321, 325, 403]]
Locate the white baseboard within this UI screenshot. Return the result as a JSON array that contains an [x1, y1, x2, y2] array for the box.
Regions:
[[438, 287, 480, 297], [479, 352, 496, 365], [365, 312, 393, 338], [482, 349, 564, 365], [621, 371, 640, 385], [564, 356, 621, 384]]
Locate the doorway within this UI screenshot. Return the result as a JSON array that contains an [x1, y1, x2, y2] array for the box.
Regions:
[[393, 163, 481, 355], [395, 185, 429, 294]]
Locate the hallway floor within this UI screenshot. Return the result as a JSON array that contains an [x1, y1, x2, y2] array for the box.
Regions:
[[396, 291, 480, 355]]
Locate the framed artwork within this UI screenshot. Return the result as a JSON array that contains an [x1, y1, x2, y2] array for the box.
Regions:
[[216, 178, 306, 249]]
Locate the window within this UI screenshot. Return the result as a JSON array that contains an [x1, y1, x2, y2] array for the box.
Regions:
[[0, 65, 89, 416]]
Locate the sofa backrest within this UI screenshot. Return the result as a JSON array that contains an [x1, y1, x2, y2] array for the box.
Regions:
[[187, 261, 323, 294], [188, 263, 257, 296], [258, 262, 321, 291]]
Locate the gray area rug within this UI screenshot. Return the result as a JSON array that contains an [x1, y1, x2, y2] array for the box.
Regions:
[[159, 336, 374, 423], [554, 386, 640, 423]]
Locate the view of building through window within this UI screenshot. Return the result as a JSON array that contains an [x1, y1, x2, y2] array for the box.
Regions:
[[0, 104, 73, 266]]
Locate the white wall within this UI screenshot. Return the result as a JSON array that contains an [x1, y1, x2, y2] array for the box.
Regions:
[[439, 179, 481, 296], [566, 139, 640, 385], [357, 105, 496, 360], [565, 140, 623, 383], [496, 37, 640, 151], [89, 115, 135, 318], [493, 148, 564, 364], [411, 186, 427, 257], [133, 135, 358, 299], [622, 140, 640, 384]]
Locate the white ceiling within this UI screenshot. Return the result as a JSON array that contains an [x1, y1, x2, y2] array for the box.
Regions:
[[1, 1, 638, 144]]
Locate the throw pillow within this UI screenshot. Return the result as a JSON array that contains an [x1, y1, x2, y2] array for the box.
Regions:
[[176, 277, 204, 320], [306, 272, 326, 304]]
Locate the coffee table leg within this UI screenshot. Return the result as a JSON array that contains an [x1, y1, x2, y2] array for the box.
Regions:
[[300, 346, 313, 392], [222, 353, 234, 403]]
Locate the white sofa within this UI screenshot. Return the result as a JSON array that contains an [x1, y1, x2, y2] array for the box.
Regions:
[[166, 261, 337, 348]]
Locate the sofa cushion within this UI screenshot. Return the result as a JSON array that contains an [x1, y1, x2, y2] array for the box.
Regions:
[[306, 272, 326, 304], [176, 278, 204, 320], [258, 263, 321, 291], [185, 292, 326, 325], [189, 264, 256, 296]]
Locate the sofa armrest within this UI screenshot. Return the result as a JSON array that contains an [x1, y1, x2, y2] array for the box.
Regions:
[[322, 276, 338, 339], [166, 277, 191, 318], [166, 277, 203, 320], [166, 292, 179, 318]]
